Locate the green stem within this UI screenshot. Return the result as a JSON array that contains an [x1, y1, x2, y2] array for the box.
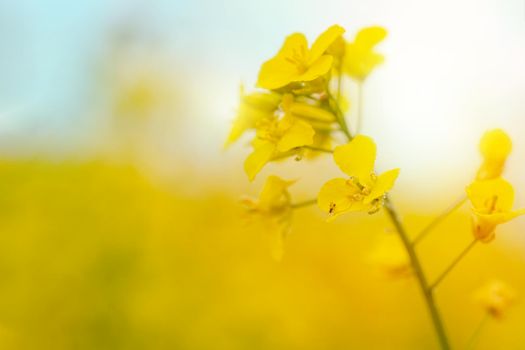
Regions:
[[326, 91, 352, 141], [430, 239, 477, 291], [291, 199, 317, 209], [303, 145, 333, 154], [330, 80, 450, 349], [465, 314, 489, 350], [384, 197, 452, 350], [413, 196, 467, 245], [355, 81, 364, 134], [336, 66, 343, 103]]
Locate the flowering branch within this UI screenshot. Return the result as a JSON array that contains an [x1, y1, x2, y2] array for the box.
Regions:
[[384, 197, 452, 350], [226, 24, 522, 350]]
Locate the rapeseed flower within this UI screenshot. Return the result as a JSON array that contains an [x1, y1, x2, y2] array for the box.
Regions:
[[242, 175, 295, 260], [474, 280, 517, 319], [257, 25, 345, 90], [368, 234, 411, 278], [343, 26, 387, 81], [318, 135, 399, 220], [476, 129, 512, 180], [466, 178, 525, 242], [244, 95, 326, 180], [225, 87, 281, 147]]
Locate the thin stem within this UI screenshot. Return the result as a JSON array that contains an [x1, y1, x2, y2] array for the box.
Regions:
[[326, 91, 352, 141], [413, 195, 467, 245], [333, 85, 451, 349], [384, 196, 452, 350], [303, 145, 333, 154], [465, 314, 489, 350], [355, 81, 364, 134], [430, 239, 477, 291], [336, 65, 343, 104], [291, 199, 317, 209]]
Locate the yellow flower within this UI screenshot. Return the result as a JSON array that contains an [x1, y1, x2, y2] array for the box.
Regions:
[[474, 280, 517, 319], [244, 96, 317, 181], [343, 26, 387, 81], [242, 175, 295, 260], [318, 135, 399, 220], [476, 129, 512, 180], [368, 234, 411, 278], [466, 178, 525, 242], [225, 86, 281, 147], [257, 25, 345, 90]]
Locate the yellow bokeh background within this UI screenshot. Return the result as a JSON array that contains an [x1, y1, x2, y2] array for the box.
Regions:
[[0, 159, 523, 349]]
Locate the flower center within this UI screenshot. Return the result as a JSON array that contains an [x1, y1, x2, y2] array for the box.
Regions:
[[484, 195, 499, 214], [285, 47, 309, 74]]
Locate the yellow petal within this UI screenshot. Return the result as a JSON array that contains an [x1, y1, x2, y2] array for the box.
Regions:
[[296, 55, 333, 82], [277, 33, 308, 59], [257, 57, 300, 90], [475, 208, 525, 228], [256, 33, 308, 90], [476, 129, 512, 180], [479, 129, 512, 161], [343, 45, 384, 80], [355, 26, 387, 48], [334, 135, 376, 181], [466, 178, 515, 212], [258, 175, 295, 209], [317, 178, 366, 221], [277, 119, 315, 152], [225, 93, 280, 147], [244, 142, 276, 181], [308, 24, 345, 64], [365, 168, 400, 204], [289, 102, 336, 122], [471, 209, 525, 242]]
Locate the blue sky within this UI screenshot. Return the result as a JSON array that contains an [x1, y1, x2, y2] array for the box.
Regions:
[[0, 0, 524, 181]]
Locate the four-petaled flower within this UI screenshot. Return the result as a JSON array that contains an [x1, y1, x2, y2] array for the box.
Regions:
[[474, 280, 517, 319], [242, 175, 295, 260], [257, 25, 345, 90], [318, 135, 399, 221], [343, 26, 387, 81], [466, 178, 525, 242], [368, 234, 411, 278], [476, 129, 512, 180], [243, 93, 335, 181], [225, 86, 281, 147]]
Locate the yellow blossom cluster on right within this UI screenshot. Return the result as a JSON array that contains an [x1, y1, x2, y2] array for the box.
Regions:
[[474, 280, 517, 319], [466, 129, 525, 242]]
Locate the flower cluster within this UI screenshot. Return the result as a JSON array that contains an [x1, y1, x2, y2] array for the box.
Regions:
[[226, 24, 394, 255], [227, 24, 523, 349], [467, 129, 525, 242], [226, 25, 389, 181]]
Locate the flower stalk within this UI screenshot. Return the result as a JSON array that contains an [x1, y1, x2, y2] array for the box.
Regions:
[[384, 197, 452, 350], [430, 239, 477, 291], [413, 196, 467, 245], [228, 24, 521, 350]]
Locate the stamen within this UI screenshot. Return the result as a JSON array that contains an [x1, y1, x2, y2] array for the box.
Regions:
[[329, 202, 336, 215]]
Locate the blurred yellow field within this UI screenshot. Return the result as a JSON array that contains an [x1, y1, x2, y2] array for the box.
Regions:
[[0, 160, 521, 349]]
